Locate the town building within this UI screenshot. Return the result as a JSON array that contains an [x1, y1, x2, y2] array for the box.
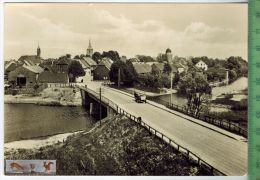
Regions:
[[195, 60, 208, 71], [93, 57, 113, 80], [76, 57, 97, 82], [86, 39, 94, 57], [18, 55, 41, 66], [8, 65, 44, 87], [38, 69, 69, 84], [54, 57, 71, 73], [151, 63, 164, 74], [5, 60, 18, 81], [120, 56, 127, 63], [175, 63, 187, 73], [129, 58, 140, 64], [166, 48, 173, 63], [133, 63, 152, 75], [82, 57, 97, 68], [18, 45, 42, 66]]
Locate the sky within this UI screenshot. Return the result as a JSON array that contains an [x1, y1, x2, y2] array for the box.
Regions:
[[4, 3, 247, 61]]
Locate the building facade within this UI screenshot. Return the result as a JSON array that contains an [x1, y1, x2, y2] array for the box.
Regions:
[[93, 58, 113, 80], [195, 60, 208, 71], [8, 65, 44, 87]]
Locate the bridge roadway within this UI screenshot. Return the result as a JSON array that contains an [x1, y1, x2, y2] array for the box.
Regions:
[[83, 82, 247, 176]]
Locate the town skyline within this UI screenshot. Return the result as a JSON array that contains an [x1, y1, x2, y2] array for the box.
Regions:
[[4, 3, 247, 61]]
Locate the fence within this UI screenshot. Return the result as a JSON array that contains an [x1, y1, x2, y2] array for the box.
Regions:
[[47, 83, 77, 88], [78, 85, 226, 176], [116, 106, 226, 176], [5, 83, 48, 95], [209, 80, 228, 87], [148, 97, 247, 137]]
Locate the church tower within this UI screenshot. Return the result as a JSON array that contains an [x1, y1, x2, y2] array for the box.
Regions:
[[37, 43, 41, 58], [86, 39, 93, 57], [166, 48, 172, 62]]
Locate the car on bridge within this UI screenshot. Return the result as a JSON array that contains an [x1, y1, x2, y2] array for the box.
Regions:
[[134, 91, 146, 103]]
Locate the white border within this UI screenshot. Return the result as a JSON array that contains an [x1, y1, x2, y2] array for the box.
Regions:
[[0, 1, 248, 180]]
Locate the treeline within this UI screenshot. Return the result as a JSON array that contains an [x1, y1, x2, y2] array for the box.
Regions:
[[190, 56, 247, 82], [109, 60, 179, 89]]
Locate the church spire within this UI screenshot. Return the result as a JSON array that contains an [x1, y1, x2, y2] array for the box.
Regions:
[[88, 39, 92, 49], [37, 42, 41, 58], [87, 39, 93, 57]]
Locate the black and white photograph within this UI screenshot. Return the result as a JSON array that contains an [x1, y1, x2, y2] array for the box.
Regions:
[[3, 2, 248, 176]]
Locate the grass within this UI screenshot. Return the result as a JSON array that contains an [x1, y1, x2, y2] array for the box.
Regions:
[[5, 115, 212, 176], [210, 94, 247, 129]]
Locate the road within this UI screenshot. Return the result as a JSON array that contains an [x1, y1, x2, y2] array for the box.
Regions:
[[85, 82, 247, 176]]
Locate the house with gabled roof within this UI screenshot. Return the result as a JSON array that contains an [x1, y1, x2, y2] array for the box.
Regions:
[[8, 64, 44, 87], [93, 57, 113, 80], [18, 55, 41, 66], [133, 63, 152, 75], [195, 60, 208, 71], [82, 57, 97, 68], [76, 57, 97, 82], [38, 70, 69, 84], [5, 60, 19, 81], [17, 45, 43, 66]]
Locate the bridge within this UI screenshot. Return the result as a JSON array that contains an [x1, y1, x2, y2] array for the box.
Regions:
[[78, 82, 247, 176]]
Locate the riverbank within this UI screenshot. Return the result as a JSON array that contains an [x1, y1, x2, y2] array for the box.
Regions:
[[4, 87, 82, 106], [4, 131, 83, 150], [4, 114, 211, 176]]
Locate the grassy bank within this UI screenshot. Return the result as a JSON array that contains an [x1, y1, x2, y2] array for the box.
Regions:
[[211, 93, 247, 129], [5, 115, 211, 176]]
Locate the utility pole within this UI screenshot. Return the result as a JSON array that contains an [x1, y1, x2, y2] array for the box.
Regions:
[[170, 73, 173, 104], [118, 68, 121, 87], [99, 87, 102, 122]]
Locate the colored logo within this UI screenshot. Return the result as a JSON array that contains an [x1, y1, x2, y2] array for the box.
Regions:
[[5, 160, 56, 175]]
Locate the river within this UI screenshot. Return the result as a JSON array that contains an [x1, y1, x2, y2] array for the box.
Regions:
[[151, 77, 248, 108], [4, 104, 95, 143]]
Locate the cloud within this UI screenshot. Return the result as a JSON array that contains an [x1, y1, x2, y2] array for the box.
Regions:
[[184, 22, 236, 44], [4, 5, 247, 60]]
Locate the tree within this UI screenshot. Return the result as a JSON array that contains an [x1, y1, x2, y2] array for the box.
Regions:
[[74, 55, 80, 59], [66, 54, 71, 59], [178, 72, 212, 116], [229, 70, 237, 82], [163, 63, 172, 75], [109, 60, 137, 87], [136, 55, 155, 63], [156, 53, 167, 63], [68, 60, 85, 82], [80, 54, 85, 59], [226, 56, 248, 78], [191, 57, 200, 65], [102, 51, 120, 61], [173, 72, 180, 86], [92, 52, 102, 64]]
